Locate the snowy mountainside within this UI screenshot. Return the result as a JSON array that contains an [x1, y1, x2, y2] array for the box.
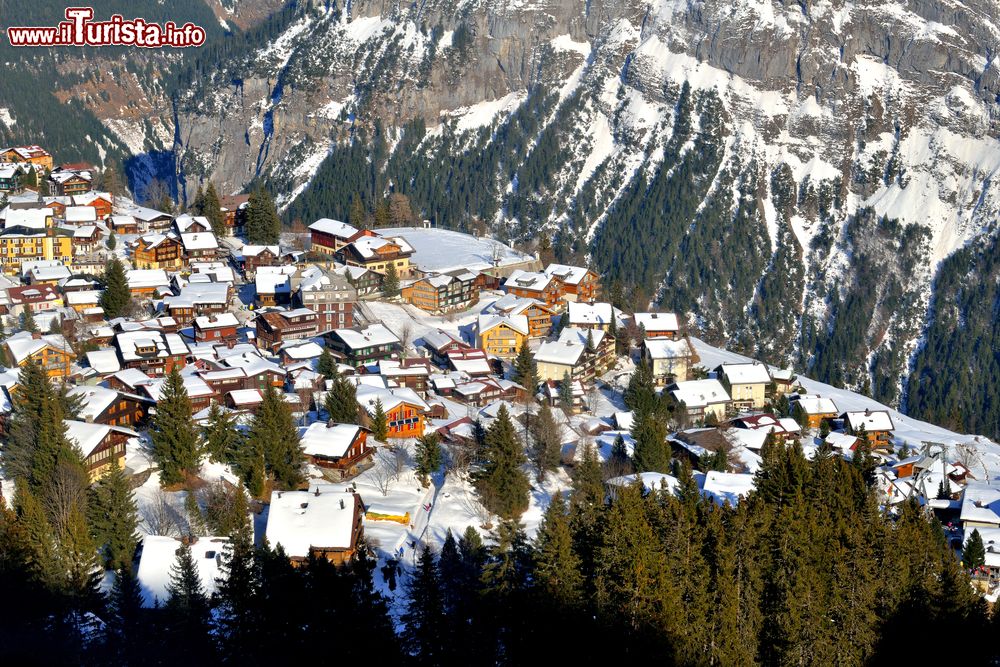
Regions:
[[170, 0, 1000, 433]]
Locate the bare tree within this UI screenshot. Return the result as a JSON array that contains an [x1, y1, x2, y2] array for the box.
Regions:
[[43, 460, 89, 536], [142, 489, 183, 536], [399, 323, 414, 360], [370, 449, 398, 496]]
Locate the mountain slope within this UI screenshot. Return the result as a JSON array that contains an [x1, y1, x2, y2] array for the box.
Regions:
[[100, 0, 1000, 437]]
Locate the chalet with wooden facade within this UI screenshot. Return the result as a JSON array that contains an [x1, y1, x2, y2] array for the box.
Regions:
[[193, 313, 240, 345], [485, 295, 556, 338], [300, 422, 375, 480], [327, 324, 400, 368], [66, 420, 135, 482], [113, 330, 188, 376], [792, 395, 839, 429], [842, 409, 895, 451], [255, 308, 319, 353], [543, 263, 600, 303], [265, 490, 364, 566], [2, 145, 53, 170], [356, 385, 427, 439], [337, 235, 415, 278], [633, 312, 680, 339], [402, 270, 479, 313], [503, 270, 562, 308], [3, 331, 74, 379], [308, 218, 371, 254], [132, 234, 184, 270], [475, 313, 528, 359]]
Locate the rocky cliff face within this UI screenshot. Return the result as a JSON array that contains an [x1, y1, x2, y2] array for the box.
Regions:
[[166, 0, 1000, 416]]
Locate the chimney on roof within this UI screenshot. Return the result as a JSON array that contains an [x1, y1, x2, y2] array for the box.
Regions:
[[31, 331, 41, 340], [865, 408, 871, 416], [339, 498, 345, 510], [314, 487, 321, 497]]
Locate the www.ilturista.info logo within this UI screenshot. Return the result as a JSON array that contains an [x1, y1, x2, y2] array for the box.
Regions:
[[6, 7, 206, 48]]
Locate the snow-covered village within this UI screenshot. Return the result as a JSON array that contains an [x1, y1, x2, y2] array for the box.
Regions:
[[0, 145, 999, 664]]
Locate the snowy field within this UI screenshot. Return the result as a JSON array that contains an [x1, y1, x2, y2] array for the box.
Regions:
[[378, 227, 536, 273]]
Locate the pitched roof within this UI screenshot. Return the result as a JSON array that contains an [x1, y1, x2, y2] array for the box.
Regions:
[[299, 423, 366, 458], [265, 490, 359, 558], [308, 218, 359, 238], [718, 362, 771, 385]]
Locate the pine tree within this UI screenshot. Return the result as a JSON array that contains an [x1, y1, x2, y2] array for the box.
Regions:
[[585, 328, 596, 354], [59, 504, 105, 617], [245, 186, 281, 244], [215, 524, 259, 656], [165, 542, 213, 654], [107, 565, 144, 656], [415, 432, 442, 488], [623, 361, 657, 414], [382, 261, 400, 298], [317, 347, 337, 380], [191, 184, 205, 214], [529, 402, 562, 481], [20, 307, 38, 333], [184, 489, 206, 536], [558, 371, 574, 411], [401, 546, 447, 662], [202, 402, 240, 464], [965, 529, 986, 570], [247, 383, 304, 490], [533, 492, 583, 606], [324, 375, 358, 424], [106, 231, 116, 250], [512, 341, 537, 390], [99, 257, 132, 319], [631, 409, 669, 472], [474, 405, 530, 520], [87, 458, 139, 570], [370, 398, 388, 441], [151, 367, 200, 487], [607, 433, 634, 476], [203, 182, 226, 237], [349, 193, 367, 229]]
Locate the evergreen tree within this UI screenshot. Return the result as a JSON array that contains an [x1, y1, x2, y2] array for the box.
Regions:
[[382, 261, 400, 298], [246, 383, 304, 490], [349, 193, 367, 229], [99, 258, 132, 319], [512, 341, 537, 390], [623, 361, 657, 414], [533, 492, 583, 607], [214, 524, 259, 656], [87, 458, 139, 570], [201, 402, 240, 464], [202, 182, 226, 237], [965, 529, 986, 570], [184, 489, 207, 536], [558, 371, 575, 411], [401, 546, 447, 662], [370, 398, 389, 441], [415, 433, 442, 488], [324, 375, 358, 424], [317, 347, 337, 380], [165, 542, 213, 655], [585, 328, 596, 354], [529, 402, 562, 481], [606, 433, 634, 477], [106, 231, 116, 251], [107, 565, 144, 657], [245, 186, 281, 244], [151, 367, 200, 487], [474, 405, 530, 520], [20, 307, 38, 333], [190, 184, 205, 215], [631, 409, 670, 472]]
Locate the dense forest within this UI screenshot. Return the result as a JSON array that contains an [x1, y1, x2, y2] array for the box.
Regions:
[[2, 413, 995, 664]]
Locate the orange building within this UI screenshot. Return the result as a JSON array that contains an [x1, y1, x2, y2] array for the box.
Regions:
[[3, 331, 75, 379], [357, 386, 427, 439]]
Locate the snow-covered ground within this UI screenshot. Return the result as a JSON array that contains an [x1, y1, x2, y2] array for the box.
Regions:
[[378, 227, 535, 273]]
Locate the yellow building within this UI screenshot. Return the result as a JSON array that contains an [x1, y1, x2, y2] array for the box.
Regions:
[[0, 229, 73, 276], [2, 145, 54, 171], [4, 331, 75, 379], [476, 313, 528, 359]]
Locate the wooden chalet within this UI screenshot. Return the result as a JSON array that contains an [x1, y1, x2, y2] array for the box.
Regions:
[[255, 308, 319, 352], [300, 422, 375, 481], [265, 490, 364, 566]]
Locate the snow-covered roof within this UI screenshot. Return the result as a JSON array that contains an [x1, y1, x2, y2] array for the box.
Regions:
[[534, 339, 584, 366], [65, 290, 102, 306], [356, 384, 428, 414], [227, 389, 263, 406], [567, 301, 625, 327], [174, 214, 210, 233], [4, 331, 72, 364], [719, 362, 771, 385], [309, 218, 359, 238], [633, 312, 679, 333], [607, 472, 680, 494], [63, 206, 97, 223], [700, 471, 755, 506], [333, 323, 400, 350], [669, 379, 731, 408], [825, 431, 859, 451], [64, 419, 135, 458], [137, 536, 229, 608], [265, 490, 359, 558], [843, 410, 895, 432], [114, 330, 188, 362], [349, 235, 414, 259], [255, 267, 295, 295], [300, 423, 364, 459], [477, 313, 529, 336], [126, 269, 170, 289], [795, 395, 839, 415], [558, 326, 605, 348], [180, 232, 219, 251], [108, 214, 138, 228], [85, 348, 121, 374], [282, 341, 324, 359], [3, 207, 52, 230], [543, 263, 593, 286], [645, 338, 693, 359], [193, 313, 239, 329], [961, 482, 1000, 527], [505, 269, 553, 292], [28, 264, 72, 282], [163, 282, 230, 308]]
